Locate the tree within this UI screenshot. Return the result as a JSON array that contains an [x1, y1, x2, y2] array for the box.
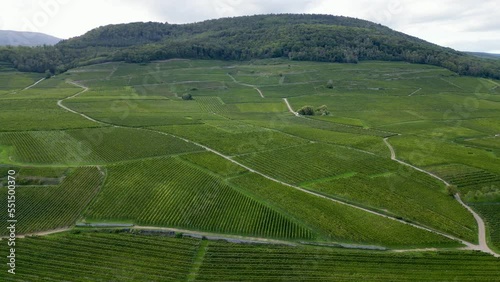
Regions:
[[446, 185, 458, 197], [297, 105, 315, 116], [326, 79, 333, 89], [316, 105, 330, 116], [45, 70, 52, 79], [181, 93, 193, 100]]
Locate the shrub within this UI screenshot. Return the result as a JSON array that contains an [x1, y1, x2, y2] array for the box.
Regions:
[[298, 106, 315, 116]]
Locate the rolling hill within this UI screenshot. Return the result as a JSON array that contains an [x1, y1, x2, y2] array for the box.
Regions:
[[466, 52, 500, 60], [0, 30, 61, 46], [0, 14, 499, 78]]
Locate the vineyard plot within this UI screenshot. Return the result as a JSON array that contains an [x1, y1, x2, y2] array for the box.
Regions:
[[229, 173, 459, 248], [197, 241, 500, 281], [0, 167, 103, 235], [85, 157, 314, 240], [0, 127, 202, 165], [0, 232, 200, 281]]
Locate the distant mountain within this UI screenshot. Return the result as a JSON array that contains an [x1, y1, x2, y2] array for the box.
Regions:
[[466, 52, 500, 60], [0, 30, 61, 46], [1, 14, 499, 78]]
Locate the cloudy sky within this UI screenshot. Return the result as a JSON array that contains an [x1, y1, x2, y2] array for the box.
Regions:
[[0, 0, 499, 52]]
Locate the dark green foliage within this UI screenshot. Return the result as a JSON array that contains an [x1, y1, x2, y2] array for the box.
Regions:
[[316, 105, 330, 115], [182, 93, 193, 100], [44, 69, 52, 79], [1, 14, 499, 78], [298, 105, 315, 115], [298, 105, 329, 116]]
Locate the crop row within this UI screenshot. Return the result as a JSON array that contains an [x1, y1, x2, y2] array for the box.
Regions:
[[469, 203, 500, 251], [283, 115, 392, 137], [154, 123, 309, 155], [85, 157, 314, 240], [197, 241, 500, 281], [0, 127, 201, 165], [180, 151, 247, 177], [0, 232, 200, 281], [229, 173, 458, 248], [447, 171, 500, 187], [196, 96, 229, 113], [235, 142, 398, 185], [3, 232, 499, 281], [0, 167, 103, 235], [307, 173, 476, 242]]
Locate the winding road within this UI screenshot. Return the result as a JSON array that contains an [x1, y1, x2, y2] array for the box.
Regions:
[[6, 78, 485, 256], [383, 137, 498, 257], [49, 80, 498, 253], [227, 73, 265, 98], [57, 82, 105, 124]]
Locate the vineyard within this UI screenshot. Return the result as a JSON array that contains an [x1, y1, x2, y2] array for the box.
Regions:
[[0, 99, 99, 132], [197, 240, 500, 281], [0, 167, 103, 235], [235, 142, 399, 184], [0, 58, 499, 279], [180, 151, 247, 177], [0, 232, 201, 281], [85, 157, 314, 240], [0, 127, 202, 165], [306, 173, 477, 242], [229, 173, 459, 248], [470, 203, 500, 252], [428, 164, 500, 188], [154, 123, 309, 155], [4, 231, 498, 281]]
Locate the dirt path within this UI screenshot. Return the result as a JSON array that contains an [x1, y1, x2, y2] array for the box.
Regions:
[[408, 88, 422, 97], [283, 98, 300, 116], [57, 81, 492, 253], [383, 136, 499, 257], [227, 73, 265, 98], [22, 78, 46, 91], [454, 194, 498, 257], [0, 227, 71, 239], [383, 137, 451, 186], [57, 81, 106, 124]]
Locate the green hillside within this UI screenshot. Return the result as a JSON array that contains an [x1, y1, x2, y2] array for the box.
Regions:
[[1, 14, 499, 78]]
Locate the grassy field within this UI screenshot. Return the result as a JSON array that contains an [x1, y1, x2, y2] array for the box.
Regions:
[[0, 58, 499, 278]]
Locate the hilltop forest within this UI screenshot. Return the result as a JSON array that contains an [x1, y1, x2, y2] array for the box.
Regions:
[[0, 14, 499, 78]]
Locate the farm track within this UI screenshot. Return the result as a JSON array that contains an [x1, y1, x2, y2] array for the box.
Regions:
[[54, 80, 498, 255], [0, 227, 71, 239], [57, 81, 106, 124], [226, 73, 265, 98], [283, 98, 300, 116], [22, 78, 46, 91], [383, 137, 499, 257], [408, 88, 422, 96]]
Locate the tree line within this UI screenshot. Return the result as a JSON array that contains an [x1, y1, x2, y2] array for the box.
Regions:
[[1, 14, 499, 78]]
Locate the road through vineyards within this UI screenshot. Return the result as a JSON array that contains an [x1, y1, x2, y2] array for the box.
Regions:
[[55, 80, 497, 255], [383, 137, 499, 257]]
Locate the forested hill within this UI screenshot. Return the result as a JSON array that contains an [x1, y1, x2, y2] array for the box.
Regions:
[[1, 14, 499, 78]]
